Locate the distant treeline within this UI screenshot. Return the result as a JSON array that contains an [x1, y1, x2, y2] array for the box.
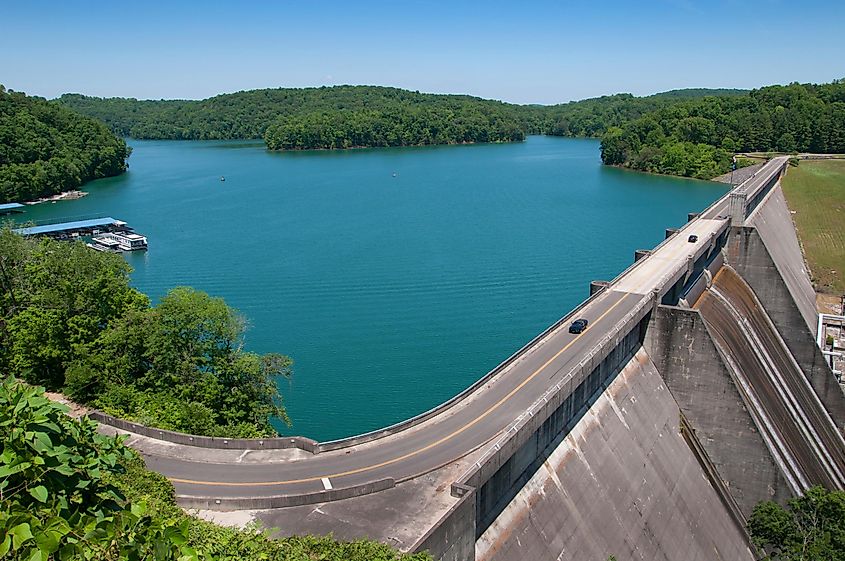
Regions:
[[54, 82, 845, 180], [58, 86, 529, 148], [0, 85, 130, 203], [599, 81, 845, 178], [57, 85, 746, 146]]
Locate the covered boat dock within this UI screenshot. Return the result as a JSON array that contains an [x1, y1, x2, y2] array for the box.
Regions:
[[13, 217, 127, 238]]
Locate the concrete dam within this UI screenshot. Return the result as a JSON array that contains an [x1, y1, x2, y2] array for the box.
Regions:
[[95, 156, 845, 561]]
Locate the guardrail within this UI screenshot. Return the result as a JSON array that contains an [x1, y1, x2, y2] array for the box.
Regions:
[[177, 478, 395, 510]]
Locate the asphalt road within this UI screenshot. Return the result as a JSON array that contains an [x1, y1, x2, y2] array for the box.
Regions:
[[149, 288, 639, 497], [143, 158, 790, 499]]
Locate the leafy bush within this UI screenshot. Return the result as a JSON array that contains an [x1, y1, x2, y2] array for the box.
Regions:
[[0, 378, 432, 561], [0, 376, 195, 560]]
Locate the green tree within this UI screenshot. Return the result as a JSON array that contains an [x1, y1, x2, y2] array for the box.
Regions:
[[0, 230, 290, 438], [748, 486, 845, 560], [0, 86, 130, 203]]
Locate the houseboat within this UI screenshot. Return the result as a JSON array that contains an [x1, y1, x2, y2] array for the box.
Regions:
[[92, 231, 148, 251]]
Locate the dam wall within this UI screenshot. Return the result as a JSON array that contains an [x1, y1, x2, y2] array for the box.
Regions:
[[644, 304, 791, 515], [475, 349, 755, 561]]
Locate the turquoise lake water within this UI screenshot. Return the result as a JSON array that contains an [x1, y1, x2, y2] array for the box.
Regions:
[[16, 136, 727, 440]]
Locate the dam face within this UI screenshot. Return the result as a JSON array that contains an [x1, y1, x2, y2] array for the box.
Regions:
[[463, 175, 845, 561]]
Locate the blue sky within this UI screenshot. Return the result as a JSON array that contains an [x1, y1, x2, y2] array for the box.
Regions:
[[2, 0, 843, 104]]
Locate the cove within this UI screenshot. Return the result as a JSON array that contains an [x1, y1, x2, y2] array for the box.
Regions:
[[16, 136, 727, 440]]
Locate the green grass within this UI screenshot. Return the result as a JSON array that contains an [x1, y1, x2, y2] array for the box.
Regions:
[[782, 160, 845, 294]]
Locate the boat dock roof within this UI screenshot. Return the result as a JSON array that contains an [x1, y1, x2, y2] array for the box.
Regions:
[[0, 203, 25, 215], [14, 217, 121, 236]]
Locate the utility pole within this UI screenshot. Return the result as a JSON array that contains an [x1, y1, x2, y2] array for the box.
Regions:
[[730, 155, 737, 184]]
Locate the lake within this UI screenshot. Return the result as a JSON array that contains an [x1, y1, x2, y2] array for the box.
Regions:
[[16, 136, 727, 440]]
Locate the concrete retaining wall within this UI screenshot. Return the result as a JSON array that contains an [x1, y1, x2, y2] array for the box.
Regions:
[[644, 304, 791, 515], [411, 485, 476, 561], [177, 478, 395, 510], [87, 411, 321, 452]]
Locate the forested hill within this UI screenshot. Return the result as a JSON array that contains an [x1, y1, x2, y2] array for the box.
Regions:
[[54, 82, 845, 181], [0, 86, 131, 203], [599, 81, 845, 179], [57, 85, 745, 144], [58, 86, 527, 148]]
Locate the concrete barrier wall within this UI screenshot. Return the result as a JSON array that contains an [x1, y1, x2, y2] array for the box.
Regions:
[[88, 411, 322, 452], [93, 276, 617, 454], [411, 485, 476, 561], [453, 296, 653, 539], [177, 478, 395, 510]]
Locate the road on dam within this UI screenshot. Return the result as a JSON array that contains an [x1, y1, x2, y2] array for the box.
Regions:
[[142, 158, 789, 500]]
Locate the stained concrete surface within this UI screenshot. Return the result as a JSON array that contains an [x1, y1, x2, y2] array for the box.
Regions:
[[476, 348, 754, 561], [731, 185, 845, 429], [747, 184, 817, 334], [645, 304, 791, 515]]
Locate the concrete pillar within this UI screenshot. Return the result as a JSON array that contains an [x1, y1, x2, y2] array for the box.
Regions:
[[687, 212, 700, 222], [729, 192, 747, 226], [643, 305, 792, 515], [665, 228, 679, 239], [590, 280, 610, 296], [635, 249, 651, 262]]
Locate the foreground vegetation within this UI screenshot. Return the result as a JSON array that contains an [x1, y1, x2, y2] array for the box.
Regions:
[[781, 159, 845, 293], [0, 86, 130, 204], [0, 228, 288, 437], [748, 486, 845, 560], [0, 377, 430, 560]]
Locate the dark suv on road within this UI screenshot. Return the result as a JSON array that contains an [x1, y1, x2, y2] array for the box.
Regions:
[[569, 318, 589, 334]]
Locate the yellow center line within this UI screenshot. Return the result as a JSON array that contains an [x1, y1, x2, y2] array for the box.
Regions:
[[169, 291, 632, 487]]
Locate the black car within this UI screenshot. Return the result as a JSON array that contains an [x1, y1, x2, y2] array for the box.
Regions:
[[569, 318, 589, 334], [688, 234, 698, 243]]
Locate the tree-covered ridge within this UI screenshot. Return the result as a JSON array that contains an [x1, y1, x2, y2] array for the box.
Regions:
[[0, 377, 431, 561], [57, 85, 744, 145], [58, 86, 528, 146], [599, 81, 845, 179], [0, 86, 130, 203], [264, 106, 524, 150], [0, 228, 289, 438]]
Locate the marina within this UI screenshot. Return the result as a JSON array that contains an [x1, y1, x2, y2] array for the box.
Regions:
[[13, 215, 148, 251]]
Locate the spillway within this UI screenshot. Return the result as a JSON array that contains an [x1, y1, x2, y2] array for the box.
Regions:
[[695, 266, 845, 491]]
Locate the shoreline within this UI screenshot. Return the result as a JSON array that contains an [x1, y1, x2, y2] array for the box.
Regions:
[[25, 190, 88, 205]]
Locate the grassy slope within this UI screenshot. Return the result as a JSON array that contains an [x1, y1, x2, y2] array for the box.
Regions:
[[781, 160, 845, 293]]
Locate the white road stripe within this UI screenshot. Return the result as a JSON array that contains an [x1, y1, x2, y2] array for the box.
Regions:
[[321, 477, 332, 490]]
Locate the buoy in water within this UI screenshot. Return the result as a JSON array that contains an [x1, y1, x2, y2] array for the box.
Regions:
[[220, 176, 226, 182]]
